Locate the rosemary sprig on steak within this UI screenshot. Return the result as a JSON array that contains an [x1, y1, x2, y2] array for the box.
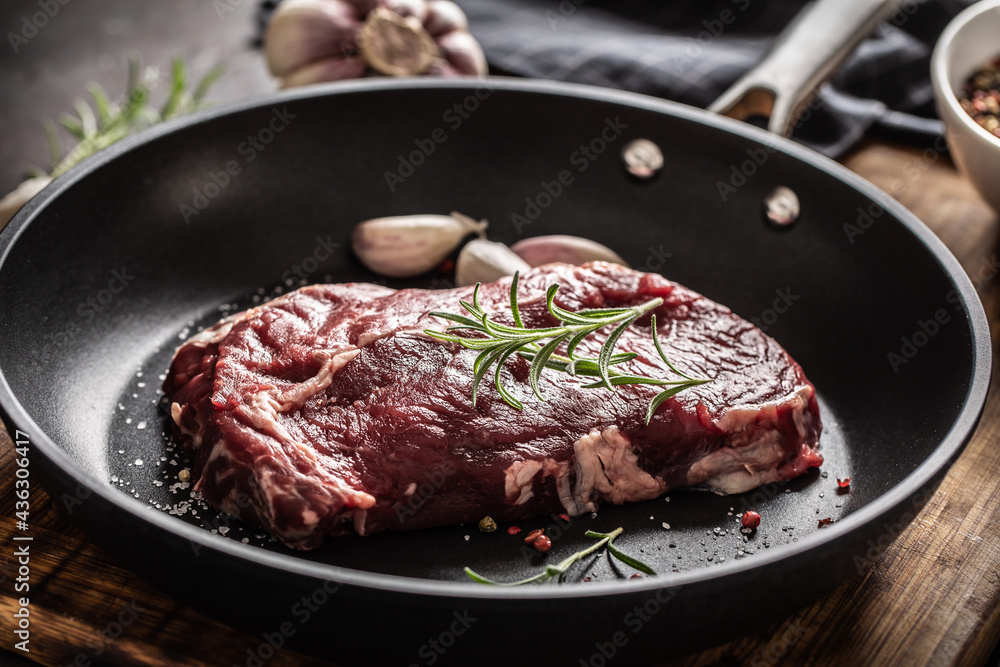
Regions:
[[464, 527, 655, 586], [425, 272, 709, 424]]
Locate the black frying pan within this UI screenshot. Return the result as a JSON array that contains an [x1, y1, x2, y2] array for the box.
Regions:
[[0, 9, 991, 667]]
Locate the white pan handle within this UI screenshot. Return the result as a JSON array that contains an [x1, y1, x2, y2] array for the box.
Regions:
[[709, 0, 901, 136]]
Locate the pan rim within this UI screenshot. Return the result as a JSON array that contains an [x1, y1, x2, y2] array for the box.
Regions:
[[0, 76, 991, 602]]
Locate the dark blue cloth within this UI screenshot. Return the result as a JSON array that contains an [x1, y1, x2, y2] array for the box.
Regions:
[[454, 0, 978, 157], [259, 0, 977, 157]]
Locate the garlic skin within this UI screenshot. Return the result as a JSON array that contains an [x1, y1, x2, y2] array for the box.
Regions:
[[265, 0, 487, 88], [455, 239, 531, 287], [352, 211, 487, 278], [0, 176, 51, 230], [510, 235, 629, 268]]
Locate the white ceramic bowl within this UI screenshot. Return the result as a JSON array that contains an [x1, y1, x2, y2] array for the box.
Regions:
[[931, 0, 1000, 213]]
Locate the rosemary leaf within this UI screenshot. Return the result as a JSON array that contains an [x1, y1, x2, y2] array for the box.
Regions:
[[465, 527, 654, 586], [38, 56, 223, 180], [607, 542, 657, 575], [424, 272, 709, 422]]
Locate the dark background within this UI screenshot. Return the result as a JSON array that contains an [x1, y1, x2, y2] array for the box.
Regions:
[[0, 0, 271, 197]]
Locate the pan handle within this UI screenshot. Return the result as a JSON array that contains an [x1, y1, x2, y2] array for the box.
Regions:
[[708, 0, 900, 137]]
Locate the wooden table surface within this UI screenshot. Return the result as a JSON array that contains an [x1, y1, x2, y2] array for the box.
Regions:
[[2, 2, 1000, 666]]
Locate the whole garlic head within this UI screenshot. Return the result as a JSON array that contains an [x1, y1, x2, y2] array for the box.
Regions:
[[265, 0, 488, 88]]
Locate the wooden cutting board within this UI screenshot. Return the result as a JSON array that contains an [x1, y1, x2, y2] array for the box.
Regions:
[[0, 139, 998, 667]]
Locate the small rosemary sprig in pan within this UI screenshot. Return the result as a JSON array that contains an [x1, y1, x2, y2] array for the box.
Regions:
[[464, 528, 655, 586], [424, 272, 709, 424]]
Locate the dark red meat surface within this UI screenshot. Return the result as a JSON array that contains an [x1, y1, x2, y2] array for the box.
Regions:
[[164, 263, 822, 549]]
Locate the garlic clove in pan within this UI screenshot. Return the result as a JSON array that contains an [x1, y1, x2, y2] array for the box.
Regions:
[[509, 235, 629, 268], [352, 211, 487, 278], [264, 0, 487, 88], [455, 239, 531, 287]]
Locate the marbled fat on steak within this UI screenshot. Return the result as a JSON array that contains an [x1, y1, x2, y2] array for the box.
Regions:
[[163, 262, 822, 550]]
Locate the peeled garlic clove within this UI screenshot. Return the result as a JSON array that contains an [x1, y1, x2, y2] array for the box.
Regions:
[[279, 55, 366, 88], [0, 176, 51, 230], [510, 235, 629, 268], [265, 0, 362, 78], [456, 239, 531, 287], [424, 0, 469, 37], [437, 29, 488, 76], [353, 212, 487, 278]]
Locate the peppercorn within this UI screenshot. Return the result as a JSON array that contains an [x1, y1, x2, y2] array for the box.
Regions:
[[741, 510, 761, 530], [478, 516, 497, 533], [523, 529, 543, 544], [959, 54, 1000, 140], [532, 534, 552, 553]]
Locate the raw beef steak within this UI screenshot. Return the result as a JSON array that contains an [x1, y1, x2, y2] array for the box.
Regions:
[[164, 262, 822, 549]]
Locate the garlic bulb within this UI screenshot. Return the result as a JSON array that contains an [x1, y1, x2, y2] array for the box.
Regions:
[[0, 176, 50, 230], [510, 235, 629, 268], [455, 239, 531, 287], [265, 0, 487, 88], [352, 211, 487, 277]]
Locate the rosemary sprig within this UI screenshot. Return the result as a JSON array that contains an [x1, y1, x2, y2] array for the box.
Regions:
[[424, 272, 709, 424], [464, 527, 655, 586], [42, 57, 224, 178]]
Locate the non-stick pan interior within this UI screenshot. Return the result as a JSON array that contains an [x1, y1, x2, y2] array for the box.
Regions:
[[0, 80, 983, 590]]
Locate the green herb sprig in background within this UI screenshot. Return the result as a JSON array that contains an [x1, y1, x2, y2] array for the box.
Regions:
[[41, 57, 224, 178]]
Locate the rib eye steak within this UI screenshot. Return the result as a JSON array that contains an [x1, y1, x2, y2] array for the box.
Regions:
[[164, 262, 822, 550]]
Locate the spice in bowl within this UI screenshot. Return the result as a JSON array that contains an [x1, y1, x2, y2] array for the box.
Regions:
[[959, 55, 1000, 139]]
